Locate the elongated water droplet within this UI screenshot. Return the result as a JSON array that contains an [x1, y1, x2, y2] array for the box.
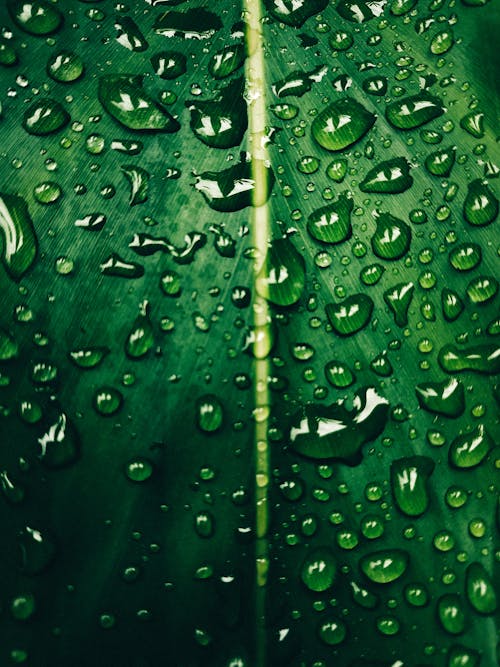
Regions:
[[466, 275, 498, 304], [371, 211, 411, 260], [416, 377, 465, 417], [385, 93, 445, 130], [196, 394, 224, 433], [390, 456, 435, 516], [256, 237, 305, 307], [272, 64, 327, 98], [125, 302, 154, 358], [68, 346, 109, 369], [289, 386, 389, 463], [438, 594, 466, 635], [101, 253, 144, 278], [312, 97, 376, 152], [383, 281, 414, 326], [360, 157, 412, 194], [264, 0, 328, 26], [18, 525, 56, 575], [38, 411, 79, 468], [208, 44, 245, 79], [194, 154, 274, 212], [0, 193, 38, 281], [465, 562, 497, 614], [153, 7, 222, 39], [438, 343, 500, 374], [121, 165, 149, 205], [441, 288, 464, 322], [115, 16, 148, 52], [337, 0, 387, 22], [449, 424, 492, 468], [98, 74, 179, 133], [186, 78, 247, 148]]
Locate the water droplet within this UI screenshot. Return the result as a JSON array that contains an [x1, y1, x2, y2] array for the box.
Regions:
[[22, 99, 70, 136], [47, 51, 84, 82], [93, 386, 123, 416], [153, 7, 222, 39], [256, 237, 305, 306], [196, 394, 224, 433], [125, 457, 154, 482], [326, 293, 374, 336], [449, 242, 482, 271], [8, 1, 63, 35], [430, 29, 454, 55], [449, 424, 493, 468], [115, 16, 148, 52], [125, 302, 154, 358], [318, 617, 347, 645], [121, 165, 149, 205], [98, 74, 180, 132], [447, 644, 480, 667], [465, 562, 497, 614], [289, 386, 389, 463], [383, 281, 414, 326], [360, 549, 409, 584], [466, 275, 498, 304], [312, 97, 376, 152], [11, 593, 36, 621], [424, 146, 456, 177], [38, 411, 79, 468], [307, 191, 353, 244], [360, 157, 413, 194], [463, 179, 498, 226], [371, 211, 411, 260], [18, 525, 56, 575], [194, 154, 274, 211], [301, 547, 337, 592], [68, 346, 109, 369], [186, 77, 247, 148], [415, 377, 465, 417], [390, 456, 435, 516], [324, 360, 355, 388], [385, 93, 445, 130], [264, 0, 328, 26], [210, 44, 245, 80], [360, 263, 385, 286]]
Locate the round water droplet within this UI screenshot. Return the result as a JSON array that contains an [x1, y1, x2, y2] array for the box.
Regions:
[[318, 618, 347, 645], [312, 97, 376, 152], [8, 1, 63, 35], [47, 51, 84, 82], [93, 387, 123, 416], [465, 562, 497, 614], [22, 99, 70, 136], [125, 458, 153, 483]]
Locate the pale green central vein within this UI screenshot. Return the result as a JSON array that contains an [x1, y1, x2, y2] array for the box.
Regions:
[[243, 2, 271, 666]]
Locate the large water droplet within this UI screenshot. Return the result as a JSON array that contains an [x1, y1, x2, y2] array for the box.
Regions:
[[22, 99, 70, 136], [449, 424, 493, 468], [371, 211, 411, 260], [360, 549, 409, 584], [385, 93, 445, 130], [8, 0, 63, 35], [256, 237, 305, 306], [312, 97, 376, 152], [438, 343, 500, 374], [301, 547, 337, 592], [186, 78, 247, 148], [326, 294, 374, 336], [438, 594, 466, 635], [390, 456, 435, 516], [415, 377, 465, 417], [289, 386, 389, 463], [463, 179, 498, 226], [360, 157, 412, 194], [0, 193, 37, 281], [465, 562, 497, 614], [307, 192, 353, 244], [98, 74, 180, 132]]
